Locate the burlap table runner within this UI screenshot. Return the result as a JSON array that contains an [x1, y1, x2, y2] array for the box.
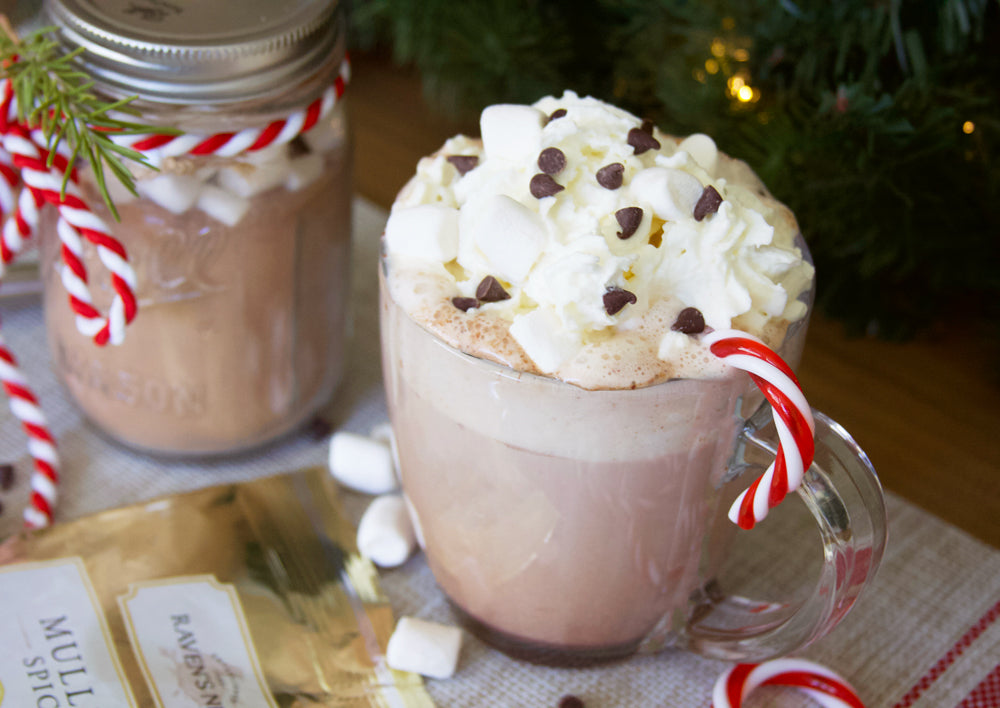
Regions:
[[0, 198, 997, 707]]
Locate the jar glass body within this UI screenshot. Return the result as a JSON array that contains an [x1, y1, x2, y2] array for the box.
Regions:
[[39, 71, 352, 456]]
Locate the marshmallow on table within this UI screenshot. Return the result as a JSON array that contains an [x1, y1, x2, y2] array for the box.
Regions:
[[629, 167, 704, 222], [386, 617, 463, 679], [137, 174, 203, 214], [329, 431, 398, 495], [384, 204, 460, 262], [480, 104, 544, 163], [356, 494, 416, 568], [196, 185, 250, 226]]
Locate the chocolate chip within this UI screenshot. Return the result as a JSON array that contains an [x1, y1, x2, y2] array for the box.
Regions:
[[627, 127, 661, 155], [640, 118, 655, 134], [615, 207, 643, 239], [305, 417, 332, 440], [671, 307, 706, 334], [452, 296, 479, 312], [693, 185, 723, 221], [530, 173, 564, 198], [558, 696, 585, 708], [537, 147, 567, 175], [475, 275, 511, 302], [446, 155, 479, 176], [546, 108, 567, 124], [603, 287, 637, 315], [596, 163, 624, 190]]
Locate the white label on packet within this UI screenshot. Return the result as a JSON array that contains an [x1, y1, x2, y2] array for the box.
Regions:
[[118, 575, 276, 708], [0, 558, 138, 708]]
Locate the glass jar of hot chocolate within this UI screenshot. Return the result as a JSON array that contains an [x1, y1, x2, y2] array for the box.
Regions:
[[37, 0, 352, 455]]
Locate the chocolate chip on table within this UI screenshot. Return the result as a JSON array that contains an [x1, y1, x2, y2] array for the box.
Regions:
[[596, 162, 624, 190], [452, 296, 480, 312], [475, 275, 511, 302], [537, 147, 567, 175], [530, 173, 565, 198], [615, 207, 643, 239], [558, 695, 585, 708], [546, 108, 568, 124], [627, 126, 661, 155], [671, 306, 706, 334], [0, 463, 14, 491], [603, 287, 637, 315], [446, 155, 479, 176], [693, 185, 723, 221]]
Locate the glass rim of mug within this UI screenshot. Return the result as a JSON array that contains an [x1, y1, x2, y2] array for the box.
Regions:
[[379, 232, 815, 392]]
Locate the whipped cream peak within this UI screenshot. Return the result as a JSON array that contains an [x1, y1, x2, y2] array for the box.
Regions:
[[385, 91, 813, 381]]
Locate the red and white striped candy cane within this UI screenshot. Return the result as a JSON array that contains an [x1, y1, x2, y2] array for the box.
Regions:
[[704, 328, 816, 530], [713, 658, 865, 708], [109, 55, 350, 161]]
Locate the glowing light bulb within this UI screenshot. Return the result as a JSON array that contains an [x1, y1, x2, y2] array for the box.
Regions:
[[711, 38, 726, 58], [737, 85, 754, 102], [963, 121, 976, 134], [733, 48, 750, 62], [705, 58, 720, 74]]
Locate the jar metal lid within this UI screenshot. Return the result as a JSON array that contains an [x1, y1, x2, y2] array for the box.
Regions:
[[43, 0, 342, 104]]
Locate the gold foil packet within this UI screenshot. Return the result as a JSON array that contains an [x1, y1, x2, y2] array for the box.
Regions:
[[0, 467, 436, 708]]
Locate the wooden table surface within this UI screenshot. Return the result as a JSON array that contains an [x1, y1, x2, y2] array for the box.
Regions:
[[347, 51, 1000, 549]]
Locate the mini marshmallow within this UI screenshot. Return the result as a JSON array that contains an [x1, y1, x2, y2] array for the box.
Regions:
[[196, 185, 250, 226], [217, 162, 290, 198], [302, 122, 341, 153], [678, 133, 719, 175], [629, 167, 704, 222], [386, 617, 463, 680], [467, 194, 545, 285], [509, 308, 580, 374], [384, 204, 460, 263], [285, 154, 325, 192], [329, 431, 398, 495], [356, 495, 416, 568], [137, 174, 203, 214], [657, 329, 692, 360], [480, 104, 544, 163]]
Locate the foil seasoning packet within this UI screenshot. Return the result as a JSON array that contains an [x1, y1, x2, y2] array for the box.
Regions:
[[0, 467, 436, 708]]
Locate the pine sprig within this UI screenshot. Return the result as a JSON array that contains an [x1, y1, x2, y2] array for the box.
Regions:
[[1, 19, 177, 221]]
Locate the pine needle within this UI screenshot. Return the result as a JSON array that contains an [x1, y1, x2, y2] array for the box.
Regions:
[[0, 17, 178, 221]]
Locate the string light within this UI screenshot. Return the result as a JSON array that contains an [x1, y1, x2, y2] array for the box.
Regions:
[[711, 38, 726, 58], [705, 58, 720, 74], [737, 85, 754, 102], [962, 121, 976, 134]]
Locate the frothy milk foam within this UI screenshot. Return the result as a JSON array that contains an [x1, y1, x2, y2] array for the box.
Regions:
[[381, 92, 814, 654]]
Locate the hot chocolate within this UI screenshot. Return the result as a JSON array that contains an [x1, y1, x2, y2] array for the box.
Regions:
[[380, 92, 815, 657]]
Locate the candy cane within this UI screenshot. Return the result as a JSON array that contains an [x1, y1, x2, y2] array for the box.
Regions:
[[704, 328, 816, 530], [713, 658, 865, 708]]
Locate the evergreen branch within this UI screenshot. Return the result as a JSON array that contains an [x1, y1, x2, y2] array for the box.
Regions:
[[0, 17, 179, 221]]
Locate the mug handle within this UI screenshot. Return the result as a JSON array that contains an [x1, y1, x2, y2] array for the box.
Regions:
[[683, 404, 888, 661]]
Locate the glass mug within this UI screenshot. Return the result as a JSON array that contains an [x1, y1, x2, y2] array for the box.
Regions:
[[379, 244, 887, 665]]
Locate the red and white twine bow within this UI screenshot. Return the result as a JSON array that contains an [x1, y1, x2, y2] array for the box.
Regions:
[[705, 328, 817, 530], [0, 57, 349, 528], [713, 658, 865, 708]]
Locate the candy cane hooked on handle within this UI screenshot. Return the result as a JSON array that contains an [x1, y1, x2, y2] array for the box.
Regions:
[[704, 328, 817, 530], [713, 658, 866, 708]]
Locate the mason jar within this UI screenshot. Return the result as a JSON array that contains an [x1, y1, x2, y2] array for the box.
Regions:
[[38, 0, 351, 455]]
